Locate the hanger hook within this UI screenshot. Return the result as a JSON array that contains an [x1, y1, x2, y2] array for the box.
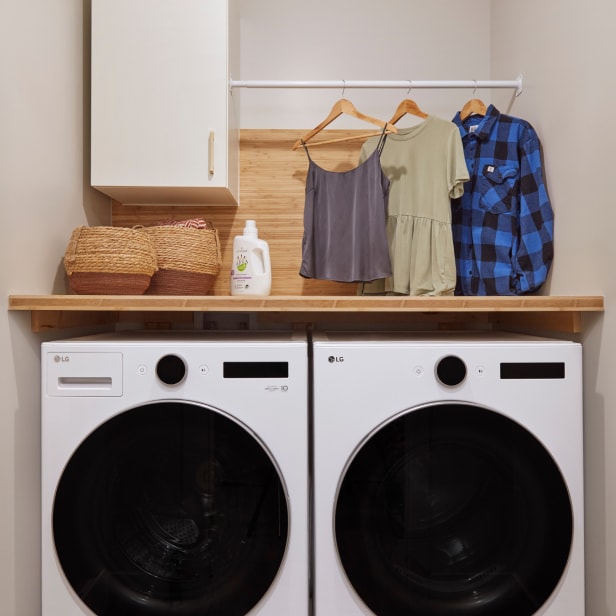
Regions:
[[407, 80, 413, 96], [341, 79, 346, 98], [473, 80, 478, 96]]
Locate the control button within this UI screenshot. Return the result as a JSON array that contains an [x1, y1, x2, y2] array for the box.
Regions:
[[413, 366, 424, 377], [199, 365, 209, 376], [476, 365, 486, 376], [156, 354, 186, 385], [137, 365, 147, 376], [436, 355, 467, 387]]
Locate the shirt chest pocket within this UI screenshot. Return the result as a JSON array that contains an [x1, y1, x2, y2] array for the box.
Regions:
[[478, 164, 519, 214]]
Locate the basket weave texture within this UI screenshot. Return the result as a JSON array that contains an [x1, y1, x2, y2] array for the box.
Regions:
[[142, 225, 222, 295], [64, 226, 158, 295]]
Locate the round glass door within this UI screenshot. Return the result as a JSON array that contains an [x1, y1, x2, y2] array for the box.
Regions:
[[53, 402, 289, 615], [335, 403, 573, 615]]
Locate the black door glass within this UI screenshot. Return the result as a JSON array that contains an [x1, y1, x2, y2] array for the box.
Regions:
[[335, 403, 573, 616], [53, 402, 288, 615]]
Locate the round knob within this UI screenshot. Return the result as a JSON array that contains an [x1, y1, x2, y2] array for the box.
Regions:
[[156, 354, 186, 385], [436, 355, 467, 387]]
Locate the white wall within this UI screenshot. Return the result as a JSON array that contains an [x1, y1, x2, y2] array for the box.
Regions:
[[2, 0, 613, 614], [1, 2, 108, 614], [490, 2, 615, 613], [239, 0, 492, 128]]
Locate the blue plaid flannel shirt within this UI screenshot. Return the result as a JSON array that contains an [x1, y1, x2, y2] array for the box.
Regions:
[[451, 105, 554, 295]]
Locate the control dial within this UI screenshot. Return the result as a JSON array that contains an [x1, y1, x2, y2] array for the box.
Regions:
[[156, 354, 186, 385], [436, 355, 467, 387]]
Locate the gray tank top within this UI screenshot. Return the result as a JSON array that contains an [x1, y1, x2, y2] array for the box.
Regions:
[[299, 135, 392, 282]]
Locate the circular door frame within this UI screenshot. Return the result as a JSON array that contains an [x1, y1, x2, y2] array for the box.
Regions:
[[52, 399, 291, 616], [333, 401, 574, 616]]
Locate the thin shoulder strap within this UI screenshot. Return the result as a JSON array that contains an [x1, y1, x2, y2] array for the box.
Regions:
[[376, 124, 388, 155], [301, 140, 313, 161]]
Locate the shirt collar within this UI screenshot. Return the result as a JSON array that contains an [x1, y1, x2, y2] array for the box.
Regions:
[[453, 104, 499, 141]]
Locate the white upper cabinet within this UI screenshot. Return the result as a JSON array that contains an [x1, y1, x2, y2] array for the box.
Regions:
[[91, 0, 239, 206]]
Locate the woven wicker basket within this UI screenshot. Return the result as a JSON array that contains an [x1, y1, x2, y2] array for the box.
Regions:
[[64, 226, 158, 295], [143, 225, 222, 295]]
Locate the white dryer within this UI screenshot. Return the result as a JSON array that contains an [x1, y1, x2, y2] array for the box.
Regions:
[[42, 332, 309, 616], [312, 332, 584, 616]]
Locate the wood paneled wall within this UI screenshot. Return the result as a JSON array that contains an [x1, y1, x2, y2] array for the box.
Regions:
[[111, 129, 368, 296]]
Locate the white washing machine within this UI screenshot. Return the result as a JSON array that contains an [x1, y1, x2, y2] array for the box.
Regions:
[[312, 332, 584, 616], [42, 332, 309, 616]]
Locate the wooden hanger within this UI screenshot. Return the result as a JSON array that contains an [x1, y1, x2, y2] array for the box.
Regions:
[[460, 98, 487, 120], [389, 98, 428, 123], [292, 98, 397, 150]]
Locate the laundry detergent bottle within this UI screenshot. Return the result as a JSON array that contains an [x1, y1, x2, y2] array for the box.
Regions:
[[230, 220, 272, 296]]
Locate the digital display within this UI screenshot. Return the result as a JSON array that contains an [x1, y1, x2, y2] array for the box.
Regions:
[[500, 362, 565, 379], [223, 362, 289, 378]]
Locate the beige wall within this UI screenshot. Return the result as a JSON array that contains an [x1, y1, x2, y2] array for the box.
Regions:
[[490, 3, 615, 613], [239, 0, 492, 128], [2, 0, 612, 614], [1, 2, 108, 614]]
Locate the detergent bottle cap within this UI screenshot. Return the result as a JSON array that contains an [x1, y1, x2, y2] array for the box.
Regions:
[[243, 220, 258, 238]]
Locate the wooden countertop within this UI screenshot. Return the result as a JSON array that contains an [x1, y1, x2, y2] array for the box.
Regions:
[[8, 294, 604, 313], [8, 294, 604, 334]]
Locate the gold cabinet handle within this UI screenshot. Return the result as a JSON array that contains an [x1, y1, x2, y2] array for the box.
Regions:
[[208, 130, 215, 175]]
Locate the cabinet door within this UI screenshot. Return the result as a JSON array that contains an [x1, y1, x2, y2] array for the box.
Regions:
[[91, 0, 238, 205]]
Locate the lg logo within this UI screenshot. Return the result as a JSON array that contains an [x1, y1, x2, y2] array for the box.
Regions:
[[328, 356, 344, 363], [54, 355, 70, 363]]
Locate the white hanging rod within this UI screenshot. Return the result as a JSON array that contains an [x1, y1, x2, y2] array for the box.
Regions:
[[230, 76, 523, 96]]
